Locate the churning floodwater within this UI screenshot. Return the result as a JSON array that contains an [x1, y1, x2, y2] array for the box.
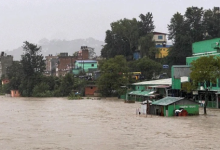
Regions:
[[0, 96, 220, 150]]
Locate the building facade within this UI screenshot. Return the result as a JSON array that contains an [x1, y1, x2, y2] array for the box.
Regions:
[[45, 54, 58, 76], [185, 38, 220, 108], [56, 53, 76, 76], [155, 45, 171, 58], [152, 32, 167, 45], [72, 60, 98, 75], [0, 53, 13, 78]]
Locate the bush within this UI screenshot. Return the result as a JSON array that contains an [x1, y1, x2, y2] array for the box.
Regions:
[[32, 82, 53, 97], [68, 92, 83, 100]]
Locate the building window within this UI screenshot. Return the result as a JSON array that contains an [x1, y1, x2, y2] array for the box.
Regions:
[[91, 64, 94, 67], [158, 35, 163, 39], [212, 83, 217, 87]]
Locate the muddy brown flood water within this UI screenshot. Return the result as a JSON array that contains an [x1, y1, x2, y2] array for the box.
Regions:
[[1, 97, 220, 150]]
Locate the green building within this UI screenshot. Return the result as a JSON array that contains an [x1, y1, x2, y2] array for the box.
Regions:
[[150, 97, 199, 117], [72, 60, 98, 75], [185, 38, 220, 108], [122, 77, 188, 102]]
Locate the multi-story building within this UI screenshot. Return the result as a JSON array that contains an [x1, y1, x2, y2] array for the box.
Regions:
[[155, 45, 171, 58], [181, 38, 220, 108], [134, 32, 172, 60], [72, 60, 98, 75], [56, 53, 76, 76], [45, 46, 91, 76], [44, 54, 58, 76], [0, 52, 13, 78], [153, 32, 171, 58], [152, 32, 167, 45]]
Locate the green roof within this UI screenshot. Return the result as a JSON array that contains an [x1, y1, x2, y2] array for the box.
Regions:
[[151, 97, 184, 106], [128, 90, 151, 96]]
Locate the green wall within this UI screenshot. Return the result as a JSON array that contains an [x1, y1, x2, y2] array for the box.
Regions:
[[134, 85, 146, 91], [192, 38, 220, 54], [75, 62, 97, 72], [172, 78, 181, 89], [73, 61, 97, 75], [167, 104, 199, 117]]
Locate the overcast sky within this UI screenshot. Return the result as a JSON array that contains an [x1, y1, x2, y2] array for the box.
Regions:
[[0, 0, 219, 51]]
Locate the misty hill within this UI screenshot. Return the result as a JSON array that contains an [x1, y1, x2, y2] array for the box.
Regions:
[[5, 37, 105, 61]]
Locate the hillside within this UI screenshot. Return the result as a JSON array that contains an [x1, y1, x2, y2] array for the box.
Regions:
[[5, 38, 105, 60]]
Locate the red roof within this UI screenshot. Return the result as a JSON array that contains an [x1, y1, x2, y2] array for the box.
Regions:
[[153, 32, 167, 35]]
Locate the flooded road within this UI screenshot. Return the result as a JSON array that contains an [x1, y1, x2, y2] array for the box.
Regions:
[[1, 97, 220, 150]]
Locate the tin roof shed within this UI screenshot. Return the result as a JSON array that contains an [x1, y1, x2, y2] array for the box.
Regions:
[[151, 97, 184, 106]]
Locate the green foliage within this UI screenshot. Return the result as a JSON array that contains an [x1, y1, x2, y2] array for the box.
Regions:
[[21, 41, 45, 77], [58, 73, 75, 96], [129, 57, 162, 80], [203, 7, 220, 39], [167, 7, 220, 66], [138, 34, 158, 59], [138, 13, 155, 36], [17, 41, 46, 96], [97, 55, 129, 97], [6, 61, 24, 90], [32, 82, 52, 97], [190, 56, 220, 114], [2, 84, 11, 94], [101, 13, 155, 60], [190, 56, 220, 87], [68, 92, 83, 100], [181, 82, 196, 93]]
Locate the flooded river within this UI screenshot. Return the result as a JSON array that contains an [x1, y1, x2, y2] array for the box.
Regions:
[[1, 97, 220, 150]]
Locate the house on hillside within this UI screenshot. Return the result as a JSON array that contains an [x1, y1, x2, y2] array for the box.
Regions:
[[152, 32, 167, 45], [155, 44, 172, 58], [133, 32, 172, 60], [153, 32, 172, 59]]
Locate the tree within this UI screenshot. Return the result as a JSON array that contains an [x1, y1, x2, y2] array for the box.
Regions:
[[168, 7, 205, 66], [138, 34, 158, 59], [20, 41, 46, 96], [111, 18, 139, 57], [6, 61, 24, 91], [88, 47, 96, 59], [203, 7, 220, 39], [138, 13, 155, 36], [101, 12, 156, 60], [134, 57, 162, 80], [97, 55, 129, 97], [190, 56, 220, 114], [58, 73, 75, 96], [184, 7, 204, 43], [167, 12, 192, 65], [167, 6, 220, 66]]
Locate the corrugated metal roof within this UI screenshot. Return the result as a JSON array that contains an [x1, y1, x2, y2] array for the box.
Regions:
[[75, 60, 97, 63], [151, 97, 184, 106], [132, 77, 188, 86], [156, 45, 172, 48], [128, 91, 151, 96], [133, 78, 171, 85], [149, 85, 171, 88]]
